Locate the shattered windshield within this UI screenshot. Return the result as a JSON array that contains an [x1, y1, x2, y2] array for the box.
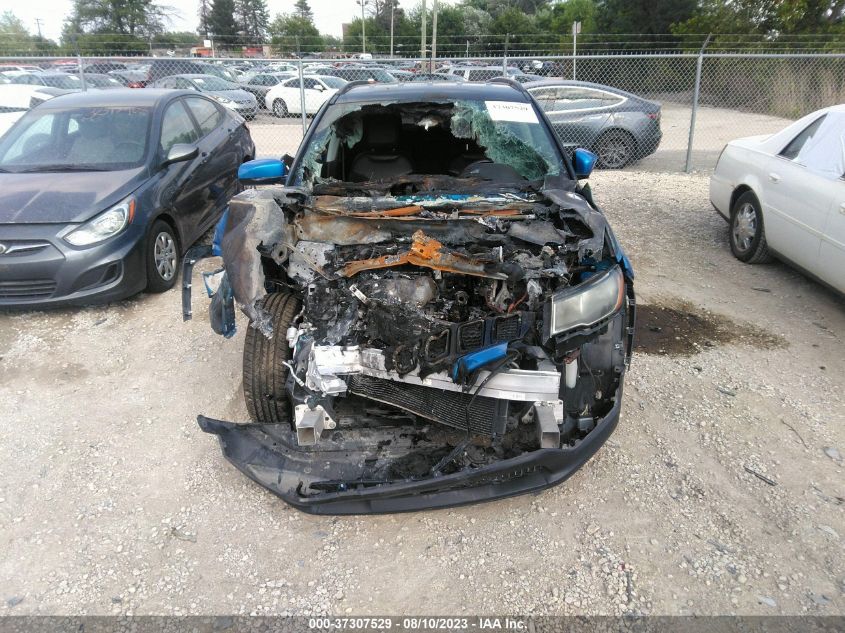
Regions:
[[294, 99, 564, 187]]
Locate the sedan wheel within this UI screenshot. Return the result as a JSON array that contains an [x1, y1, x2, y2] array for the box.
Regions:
[[146, 220, 179, 293], [729, 191, 773, 264], [732, 203, 757, 253], [594, 130, 635, 169], [273, 99, 288, 117]]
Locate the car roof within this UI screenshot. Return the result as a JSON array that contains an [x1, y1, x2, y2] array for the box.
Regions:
[[38, 88, 189, 108], [335, 81, 530, 104], [523, 78, 634, 93]]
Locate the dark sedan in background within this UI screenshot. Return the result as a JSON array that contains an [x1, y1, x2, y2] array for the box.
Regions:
[[0, 89, 254, 307], [526, 79, 662, 169]]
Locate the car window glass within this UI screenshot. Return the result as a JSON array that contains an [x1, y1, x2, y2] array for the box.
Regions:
[[303, 78, 318, 89], [160, 100, 199, 153], [780, 115, 826, 161], [283, 78, 299, 88], [185, 97, 223, 137], [0, 112, 54, 161], [793, 111, 845, 179]]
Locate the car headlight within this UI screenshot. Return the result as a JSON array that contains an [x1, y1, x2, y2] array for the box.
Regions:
[[213, 96, 234, 105], [543, 265, 625, 340], [65, 197, 135, 246]]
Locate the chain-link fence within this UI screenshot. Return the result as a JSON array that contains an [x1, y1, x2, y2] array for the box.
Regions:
[[1, 52, 843, 172]]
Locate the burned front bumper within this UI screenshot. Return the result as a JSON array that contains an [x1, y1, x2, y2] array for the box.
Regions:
[[197, 382, 622, 515]]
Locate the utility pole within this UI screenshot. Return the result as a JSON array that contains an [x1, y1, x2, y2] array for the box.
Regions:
[[572, 21, 581, 80], [357, 0, 367, 55], [420, 0, 427, 60], [34, 18, 43, 39], [390, 3, 394, 58], [430, 0, 438, 72]]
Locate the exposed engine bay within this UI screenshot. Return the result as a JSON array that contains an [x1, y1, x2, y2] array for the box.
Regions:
[[196, 96, 635, 501]]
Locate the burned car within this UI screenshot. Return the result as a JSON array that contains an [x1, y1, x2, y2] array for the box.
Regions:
[[183, 80, 635, 514]]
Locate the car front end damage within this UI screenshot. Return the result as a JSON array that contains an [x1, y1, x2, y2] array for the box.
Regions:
[[185, 92, 635, 513]]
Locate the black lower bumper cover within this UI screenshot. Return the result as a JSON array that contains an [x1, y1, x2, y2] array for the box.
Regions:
[[197, 392, 621, 515]]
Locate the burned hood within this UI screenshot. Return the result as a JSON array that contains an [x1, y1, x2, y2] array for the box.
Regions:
[[0, 167, 147, 224]]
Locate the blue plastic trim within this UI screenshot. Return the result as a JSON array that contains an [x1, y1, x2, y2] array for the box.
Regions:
[[211, 208, 228, 257], [452, 342, 509, 381], [238, 158, 287, 184], [573, 148, 598, 179]]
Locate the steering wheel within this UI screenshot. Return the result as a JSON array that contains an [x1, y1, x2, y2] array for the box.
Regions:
[[459, 159, 493, 176]]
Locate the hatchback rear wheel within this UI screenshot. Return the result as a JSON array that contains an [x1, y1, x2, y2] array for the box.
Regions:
[[594, 129, 635, 169]]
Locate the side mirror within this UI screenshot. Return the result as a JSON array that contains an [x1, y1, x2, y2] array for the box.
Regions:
[[313, 83, 324, 91], [163, 143, 198, 167], [238, 158, 287, 185], [281, 153, 294, 169], [573, 148, 598, 179]]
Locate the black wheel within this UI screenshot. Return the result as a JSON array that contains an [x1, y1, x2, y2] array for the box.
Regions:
[[243, 292, 302, 424], [730, 191, 773, 264], [145, 220, 179, 293], [272, 99, 288, 118], [594, 129, 635, 169]]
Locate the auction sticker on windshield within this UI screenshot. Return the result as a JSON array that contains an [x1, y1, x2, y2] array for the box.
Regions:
[[485, 100, 539, 123]]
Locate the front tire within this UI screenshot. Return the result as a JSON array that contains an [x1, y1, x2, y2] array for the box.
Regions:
[[594, 129, 635, 169], [243, 292, 301, 424], [145, 220, 179, 293], [730, 191, 773, 263], [272, 99, 288, 118]]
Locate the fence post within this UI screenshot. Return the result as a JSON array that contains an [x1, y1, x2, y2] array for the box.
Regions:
[[298, 58, 307, 135], [502, 34, 509, 74], [71, 34, 87, 92], [685, 34, 711, 173]]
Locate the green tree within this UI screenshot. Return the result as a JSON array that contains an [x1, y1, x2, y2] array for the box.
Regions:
[[0, 11, 59, 54], [268, 12, 322, 54], [64, 0, 171, 36], [596, 0, 696, 36], [293, 0, 313, 21], [236, 0, 268, 39], [207, 0, 238, 39], [672, 0, 844, 37], [536, 0, 597, 34], [198, 0, 211, 35]]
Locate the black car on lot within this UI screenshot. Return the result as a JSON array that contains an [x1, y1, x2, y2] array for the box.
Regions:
[[185, 79, 635, 514], [0, 89, 254, 307]]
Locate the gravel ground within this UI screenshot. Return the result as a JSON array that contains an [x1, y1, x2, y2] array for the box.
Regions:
[[0, 171, 843, 617]]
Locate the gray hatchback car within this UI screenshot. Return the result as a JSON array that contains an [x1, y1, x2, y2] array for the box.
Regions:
[[525, 79, 662, 169]]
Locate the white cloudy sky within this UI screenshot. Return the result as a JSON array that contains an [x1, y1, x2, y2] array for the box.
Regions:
[[11, 0, 461, 42]]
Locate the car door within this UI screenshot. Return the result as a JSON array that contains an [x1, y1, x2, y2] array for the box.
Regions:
[[157, 98, 204, 243], [803, 112, 845, 293], [301, 77, 325, 114], [760, 114, 830, 273], [277, 78, 301, 113], [184, 96, 241, 238]]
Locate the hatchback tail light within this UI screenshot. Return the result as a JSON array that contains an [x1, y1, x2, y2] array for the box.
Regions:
[[647, 111, 660, 120]]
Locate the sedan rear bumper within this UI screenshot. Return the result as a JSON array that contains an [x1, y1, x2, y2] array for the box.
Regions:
[[197, 384, 623, 515]]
